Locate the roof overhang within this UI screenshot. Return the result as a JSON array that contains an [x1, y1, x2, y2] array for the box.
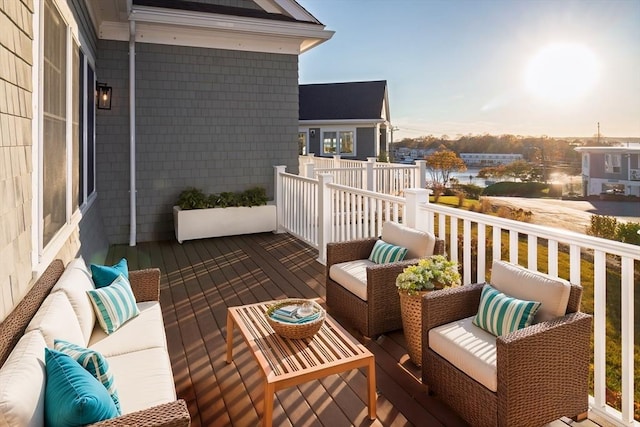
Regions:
[[575, 146, 640, 154], [86, 0, 333, 55], [300, 119, 389, 127]]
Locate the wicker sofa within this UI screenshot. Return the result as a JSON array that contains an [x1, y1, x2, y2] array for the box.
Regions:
[[326, 221, 444, 337], [421, 260, 592, 427], [0, 258, 190, 426]]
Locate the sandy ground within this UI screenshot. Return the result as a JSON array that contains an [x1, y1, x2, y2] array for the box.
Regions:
[[485, 197, 640, 234]]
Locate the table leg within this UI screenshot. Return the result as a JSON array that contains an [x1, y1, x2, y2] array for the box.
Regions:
[[262, 380, 274, 427], [225, 310, 235, 363], [367, 356, 377, 420]]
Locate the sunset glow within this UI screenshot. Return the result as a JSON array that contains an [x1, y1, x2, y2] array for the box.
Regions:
[[524, 43, 599, 104]]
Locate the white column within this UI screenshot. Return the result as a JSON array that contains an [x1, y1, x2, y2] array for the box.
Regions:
[[404, 188, 430, 232], [317, 173, 333, 264], [415, 160, 427, 188], [274, 165, 286, 234], [366, 157, 376, 192]]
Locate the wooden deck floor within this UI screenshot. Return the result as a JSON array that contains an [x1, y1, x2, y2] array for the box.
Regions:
[[106, 233, 605, 427]]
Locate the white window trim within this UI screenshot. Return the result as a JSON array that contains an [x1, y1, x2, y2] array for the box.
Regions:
[[320, 127, 357, 157], [31, 0, 94, 274]]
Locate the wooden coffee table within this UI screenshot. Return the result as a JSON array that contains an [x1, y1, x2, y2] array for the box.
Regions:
[[226, 300, 377, 427]]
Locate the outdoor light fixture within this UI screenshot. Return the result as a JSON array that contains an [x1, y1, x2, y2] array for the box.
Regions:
[[96, 82, 112, 110]]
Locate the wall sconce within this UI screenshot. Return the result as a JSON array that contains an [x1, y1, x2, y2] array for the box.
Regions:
[[96, 82, 112, 110], [310, 129, 316, 137]]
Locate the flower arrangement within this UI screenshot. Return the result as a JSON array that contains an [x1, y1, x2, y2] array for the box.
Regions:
[[395, 255, 461, 295]]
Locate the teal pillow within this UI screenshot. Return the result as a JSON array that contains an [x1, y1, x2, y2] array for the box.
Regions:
[[54, 339, 121, 414], [473, 284, 541, 336], [368, 240, 408, 264], [44, 348, 119, 426], [87, 274, 140, 334], [91, 258, 129, 288]]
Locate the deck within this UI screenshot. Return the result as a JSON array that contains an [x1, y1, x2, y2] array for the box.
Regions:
[[106, 232, 606, 427]]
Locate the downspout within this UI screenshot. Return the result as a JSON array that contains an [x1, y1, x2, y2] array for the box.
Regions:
[[129, 20, 137, 246]]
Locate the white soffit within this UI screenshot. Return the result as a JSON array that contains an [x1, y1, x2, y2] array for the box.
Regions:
[[97, 3, 333, 55]]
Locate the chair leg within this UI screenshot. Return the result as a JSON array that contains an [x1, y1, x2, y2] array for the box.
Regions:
[[572, 411, 588, 422]]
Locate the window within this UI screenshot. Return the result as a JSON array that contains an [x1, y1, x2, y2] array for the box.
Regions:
[[605, 154, 621, 173], [42, 0, 67, 246], [37, 0, 96, 259], [322, 130, 355, 156]]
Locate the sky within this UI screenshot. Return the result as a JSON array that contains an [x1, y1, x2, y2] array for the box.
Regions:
[[297, 0, 640, 141]]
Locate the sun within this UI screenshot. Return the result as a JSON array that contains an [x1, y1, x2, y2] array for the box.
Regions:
[[524, 43, 599, 104]]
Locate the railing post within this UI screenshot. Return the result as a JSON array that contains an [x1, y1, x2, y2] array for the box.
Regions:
[[415, 160, 426, 188], [404, 188, 430, 232], [366, 158, 376, 192], [333, 154, 341, 168], [317, 173, 333, 265], [274, 165, 286, 234], [304, 161, 315, 179]]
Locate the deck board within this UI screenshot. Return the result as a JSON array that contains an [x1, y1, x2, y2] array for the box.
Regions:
[[108, 233, 602, 427]]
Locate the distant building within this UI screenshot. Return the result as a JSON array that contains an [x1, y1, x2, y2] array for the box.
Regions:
[[460, 153, 523, 167], [574, 146, 640, 197], [299, 80, 391, 160]]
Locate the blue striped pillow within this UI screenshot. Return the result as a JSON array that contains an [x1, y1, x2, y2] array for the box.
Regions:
[[54, 339, 121, 414], [368, 240, 408, 264], [87, 274, 140, 334], [473, 284, 541, 336]]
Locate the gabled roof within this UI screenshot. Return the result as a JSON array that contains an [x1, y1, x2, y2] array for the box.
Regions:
[[299, 80, 388, 121]]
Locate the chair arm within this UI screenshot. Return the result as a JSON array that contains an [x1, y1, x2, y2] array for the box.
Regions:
[[326, 238, 378, 266], [90, 399, 190, 427], [128, 268, 161, 302], [422, 283, 484, 331], [496, 312, 593, 423]]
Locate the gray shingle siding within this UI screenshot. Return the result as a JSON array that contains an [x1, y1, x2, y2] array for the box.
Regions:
[[97, 42, 299, 243], [356, 127, 375, 159]]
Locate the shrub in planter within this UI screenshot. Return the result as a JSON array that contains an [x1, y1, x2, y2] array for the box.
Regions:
[[173, 186, 275, 243]]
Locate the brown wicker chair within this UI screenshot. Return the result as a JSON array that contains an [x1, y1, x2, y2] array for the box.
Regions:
[[326, 221, 444, 338], [421, 260, 592, 427]]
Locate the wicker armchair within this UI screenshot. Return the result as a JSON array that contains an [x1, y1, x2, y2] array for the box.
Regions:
[[421, 260, 592, 427], [326, 221, 444, 338]]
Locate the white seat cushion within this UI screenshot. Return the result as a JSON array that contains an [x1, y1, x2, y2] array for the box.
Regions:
[[51, 257, 96, 342], [25, 292, 86, 347], [0, 331, 47, 427], [429, 316, 498, 392], [381, 221, 436, 259], [491, 260, 571, 322], [88, 301, 167, 357], [106, 348, 177, 415], [329, 259, 375, 301]]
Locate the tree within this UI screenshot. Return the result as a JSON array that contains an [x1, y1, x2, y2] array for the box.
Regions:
[[425, 150, 467, 186]]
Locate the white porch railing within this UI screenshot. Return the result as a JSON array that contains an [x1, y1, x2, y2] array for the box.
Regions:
[[274, 164, 639, 427], [298, 154, 427, 196]]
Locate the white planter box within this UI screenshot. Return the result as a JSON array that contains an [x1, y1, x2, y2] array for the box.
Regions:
[[173, 203, 277, 243]]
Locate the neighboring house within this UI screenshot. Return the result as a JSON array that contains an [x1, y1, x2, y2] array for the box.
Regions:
[[575, 146, 640, 197], [459, 153, 523, 167], [298, 80, 391, 161], [0, 0, 332, 321]]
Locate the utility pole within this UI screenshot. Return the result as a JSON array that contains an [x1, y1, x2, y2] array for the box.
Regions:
[[597, 122, 600, 145], [390, 126, 399, 162]]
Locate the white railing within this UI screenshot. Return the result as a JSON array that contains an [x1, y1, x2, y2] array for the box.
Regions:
[[299, 155, 426, 196], [274, 165, 638, 427], [275, 166, 318, 247]]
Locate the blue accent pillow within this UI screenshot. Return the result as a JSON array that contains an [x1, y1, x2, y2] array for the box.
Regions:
[[54, 339, 121, 414], [87, 274, 140, 334], [368, 240, 408, 264], [90, 258, 129, 288], [473, 284, 541, 336], [44, 348, 119, 426]]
